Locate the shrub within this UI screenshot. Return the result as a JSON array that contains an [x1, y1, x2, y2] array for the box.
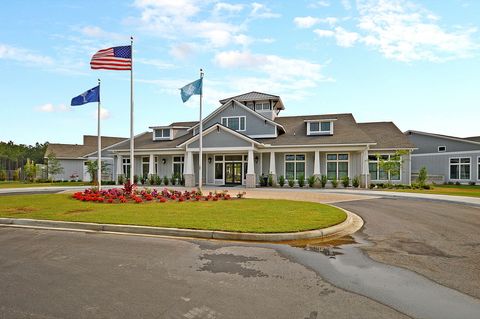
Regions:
[[341, 176, 350, 188], [0, 170, 7, 181], [288, 179, 295, 187], [117, 175, 124, 185], [352, 176, 360, 188], [155, 175, 161, 186], [170, 174, 177, 186], [369, 183, 376, 189], [259, 174, 267, 187], [422, 184, 432, 189], [298, 175, 305, 188], [447, 181, 454, 185], [163, 176, 169, 186], [149, 174, 156, 185], [268, 174, 274, 187], [417, 167, 428, 186], [331, 177, 338, 188], [307, 175, 316, 188], [469, 181, 476, 186], [320, 175, 327, 188], [180, 175, 185, 186], [278, 175, 285, 187], [133, 175, 139, 184], [13, 168, 20, 181], [455, 181, 461, 186]]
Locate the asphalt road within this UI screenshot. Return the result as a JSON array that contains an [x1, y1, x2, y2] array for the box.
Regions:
[[0, 197, 479, 318]]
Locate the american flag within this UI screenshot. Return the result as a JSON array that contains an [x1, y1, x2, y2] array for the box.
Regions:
[[90, 46, 132, 70]]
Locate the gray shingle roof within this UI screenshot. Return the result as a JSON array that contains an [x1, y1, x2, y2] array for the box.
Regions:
[[359, 122, 415, 149], [219, 91, 281, 104], [464, 136, 480, 143], [45, 136, 127, 158], [109, 132, 193, 151]]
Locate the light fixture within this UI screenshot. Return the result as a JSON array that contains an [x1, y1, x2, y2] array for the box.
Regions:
[[162, 158, 166, 164], [208, 157, 212, 164], [255, 156, 259, 164]]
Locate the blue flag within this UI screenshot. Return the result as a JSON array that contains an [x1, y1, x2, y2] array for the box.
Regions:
[[180, 78, 202, 103], [71, 85, 100, 106]]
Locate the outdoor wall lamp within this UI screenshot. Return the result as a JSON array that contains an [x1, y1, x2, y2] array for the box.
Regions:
[[162, 158, 166, 164], [208, 157, 212, 164], [255, 156, 259, 164]]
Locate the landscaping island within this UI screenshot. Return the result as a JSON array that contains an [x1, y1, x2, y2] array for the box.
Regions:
[[0, 194, 346, 233]]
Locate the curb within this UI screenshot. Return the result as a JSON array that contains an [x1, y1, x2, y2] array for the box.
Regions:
[[0, 208, 362, 242]]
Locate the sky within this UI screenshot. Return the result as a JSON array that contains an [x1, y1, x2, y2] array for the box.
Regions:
[[1, 0, 479, 145]]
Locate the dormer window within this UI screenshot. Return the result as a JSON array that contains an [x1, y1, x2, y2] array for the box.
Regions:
[[255, 101, 271, 111], [221, 116, 246, 131], [154, 128, 171, 140], [306, 120, 334, 135]]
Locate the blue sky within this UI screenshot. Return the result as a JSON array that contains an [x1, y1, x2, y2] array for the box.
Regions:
[[1, 0, 479, 145]]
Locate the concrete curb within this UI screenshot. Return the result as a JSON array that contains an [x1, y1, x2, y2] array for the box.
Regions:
[[0, 208, 362, 242]]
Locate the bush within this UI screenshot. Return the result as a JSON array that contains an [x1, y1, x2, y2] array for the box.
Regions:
[[341, 176, 350, 188], [163, 176, 169, 186], [422, 184, 431, 189], [268, 174, 274, 187], [13, 169, 20, 181], [352, 176, 360, 188], [369, 183, 376, 189], [170, 174, 177, 186], [278, 175, 285, 187], [469, 181, 476, 186], [417, 166, 428, 186], [259, 174, 267, 187], [155, 175, 161, 186], [298, 175, 305, 188], [307, 175, 316, 188], [180, 175, 185, 186], [0, 170, 6, 181], [331, 177, 338, 188], [149, 174, 156, 185], [455, 181, 461, 186], [117, 175, 124, 185], [320, 175, 327, 188], [133, 175, 139, 184], [288, 179, 295, 187]]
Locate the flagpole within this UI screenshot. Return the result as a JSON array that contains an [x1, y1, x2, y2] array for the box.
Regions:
[[198, 68, 204, 191], [97, 78, 102, 191], [129, 36, 135, 184]]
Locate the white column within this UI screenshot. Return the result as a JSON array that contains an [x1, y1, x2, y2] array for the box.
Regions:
[[313, 150, 320, 176], [362, 148, 369, 189], [269, 151, 276, 175], [116, 155, 123, 175], [247, 150, 255, 174], [148, 154, 154, 176], [186, 151, 194, 174]]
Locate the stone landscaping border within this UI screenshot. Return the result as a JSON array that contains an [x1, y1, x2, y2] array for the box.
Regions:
[[0, 207, 362, 242]]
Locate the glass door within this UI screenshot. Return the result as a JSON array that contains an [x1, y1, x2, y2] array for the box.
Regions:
[[225, 162, 242, 184]]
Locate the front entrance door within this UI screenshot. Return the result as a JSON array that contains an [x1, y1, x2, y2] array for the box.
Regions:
[[225, 162, 242, 184]]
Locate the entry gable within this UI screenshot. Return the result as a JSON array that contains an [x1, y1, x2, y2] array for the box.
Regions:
[[179, 124, 261, 149]]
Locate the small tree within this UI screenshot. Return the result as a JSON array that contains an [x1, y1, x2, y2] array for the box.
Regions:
[[85, 160, 110, 184], [377, 150, 408, 185], [46, 152, 64, 181], [417, 166, 428, 186], [23, 159, 37, 182]]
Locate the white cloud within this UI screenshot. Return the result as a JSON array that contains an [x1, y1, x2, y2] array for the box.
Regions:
[[341, 0, 352, 10], [294, 16, 337, 28], [94, 107, 111, 120], [0, 44, 53, 66], [35, 103, 69, 113], [309, 1, 330, 8], [314, 29, 335, 37], [77, 26, 125, 41], [213, 2, 243, 14], [169, 43, 198, 59], [332, 27, 360, 47], [250, 2, 281, 19], [137, 58, 175, 69]]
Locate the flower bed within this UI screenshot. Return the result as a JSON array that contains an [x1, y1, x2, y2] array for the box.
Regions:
[[72, 182, 244, 204]]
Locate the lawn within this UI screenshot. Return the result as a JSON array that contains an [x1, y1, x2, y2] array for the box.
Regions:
[[0, 194, 347, 233], [385, 184, 480, 198], [0, 181, 92, 189]]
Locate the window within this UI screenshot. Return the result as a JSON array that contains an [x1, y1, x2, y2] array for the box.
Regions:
[[221, 116, 246, 131], [122, 158, 130, 177], [285, 154, 306, 180], [307, 121, 333, 135], [450, 157, 470, 180], [214, 155, 224, 180], [173, 156, 184, 177], [154, 129, 171, 140], [327, 153, 349, 180], [142, 157, 149, 177], [478, 157, 480, 180], [438, 146, 446, 152], [255, 102, 271, 111], [368, 155, 401, 181]]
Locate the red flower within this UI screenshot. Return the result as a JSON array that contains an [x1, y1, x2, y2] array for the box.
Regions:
[[107, 199, 114, 203]]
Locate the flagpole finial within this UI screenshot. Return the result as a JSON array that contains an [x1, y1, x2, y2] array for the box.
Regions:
[[200, 68, 204, 78], [98, 78, 100, 85]]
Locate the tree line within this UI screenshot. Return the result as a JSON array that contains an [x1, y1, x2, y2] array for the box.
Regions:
[[0, 141, 48, 171]]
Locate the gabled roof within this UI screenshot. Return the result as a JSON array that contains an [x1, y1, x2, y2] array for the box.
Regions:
[[359, 122, 415, 149], [464, 136, 480, 143], [178, 123, 262, 148], [219, 91, 284, 109], [257, 113, 376, 146], [108, 131, 193, 151], [188, 99, 285, 133], [45, 135, 127, 159], [405, 130, 480, 146]]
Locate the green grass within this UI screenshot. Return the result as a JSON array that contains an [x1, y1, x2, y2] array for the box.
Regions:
[[0, 194, 347, 233], [0, 181, 92, 189], [383, 184, 480, 198]]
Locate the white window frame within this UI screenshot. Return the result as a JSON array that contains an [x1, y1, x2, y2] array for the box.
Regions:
[[255, 101, 271, 111], [122, 158, 130, 176], [172, 156, 185, 177], [307, 121, 334, 136], [154, 128, 172, 140], [326, 153, 349, 180], [477, 156, 480, 181], [449, 157, 471, 180], [438, 146, 446, 152], [368, 154, 402, 181], [221, 116, 246, 132], [284, 154, 306, 181]]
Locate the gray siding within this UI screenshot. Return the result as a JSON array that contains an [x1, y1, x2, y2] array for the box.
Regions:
[[201, 102, 276, 137], [55, 159, 84, 181], [189, 130, 252, 148], [408, 133, 480, 154], [412, 152, 480, 183]]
